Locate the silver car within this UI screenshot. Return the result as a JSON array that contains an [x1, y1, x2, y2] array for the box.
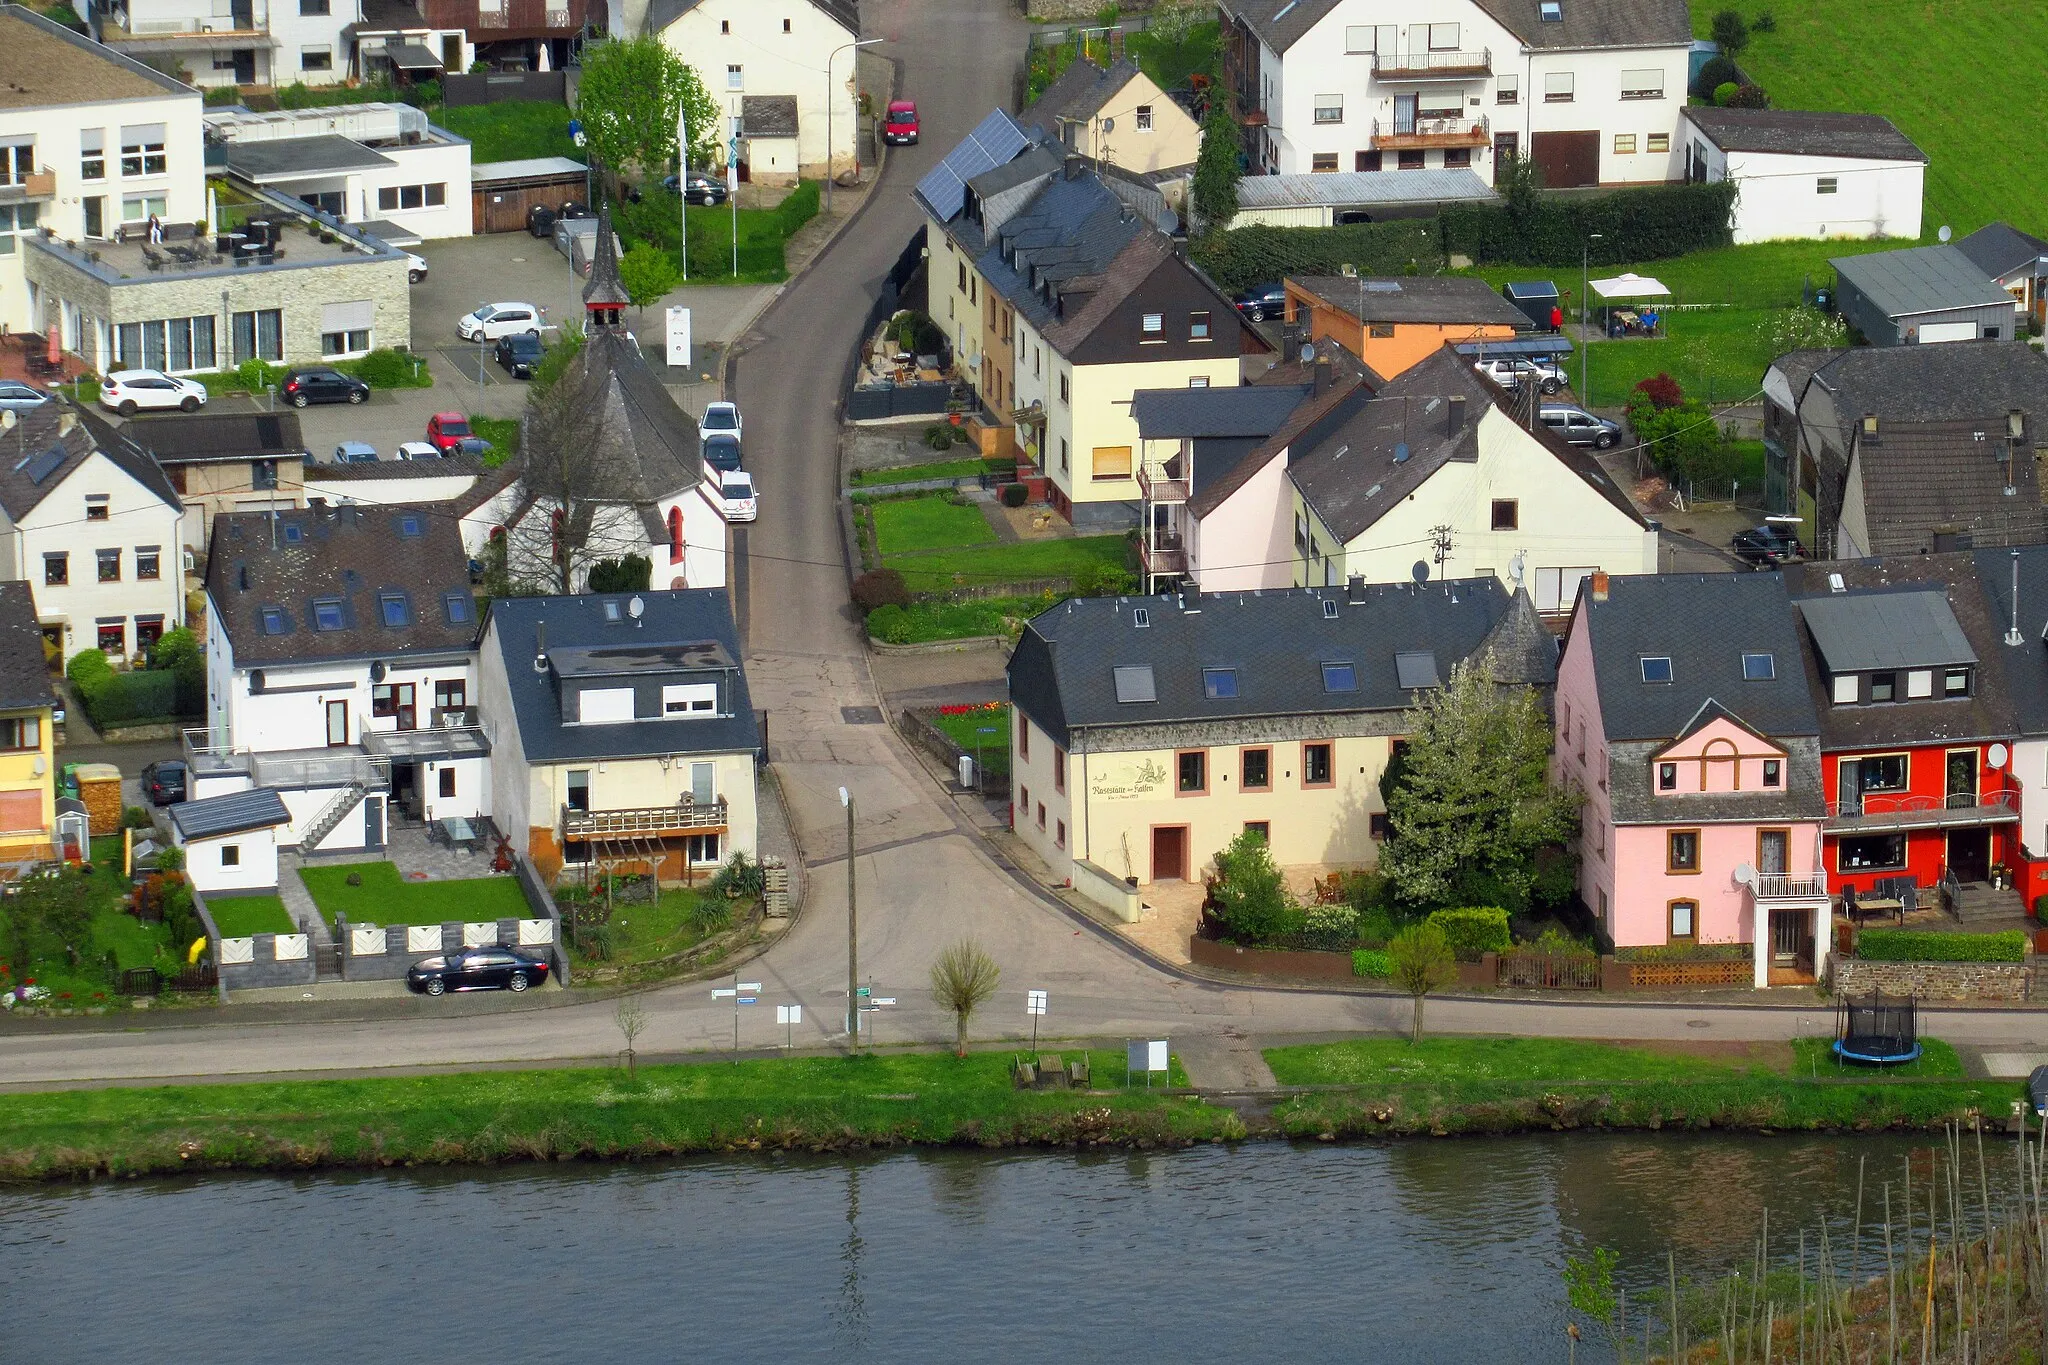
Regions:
[[0, 380, 49, 413], [1539, 404, 1623, 449], [1474, 356, 1567, 395]]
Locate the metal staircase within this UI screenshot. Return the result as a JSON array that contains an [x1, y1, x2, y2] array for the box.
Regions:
[[298, 781, 368, 852]]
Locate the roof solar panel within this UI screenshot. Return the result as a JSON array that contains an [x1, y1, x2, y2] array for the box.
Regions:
[[914, 109, 1031, 223], [24, 445, 67, 485]]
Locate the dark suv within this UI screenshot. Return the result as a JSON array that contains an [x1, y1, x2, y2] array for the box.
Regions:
[[282, 367, 370, 408], [140, 759, 187, 805]]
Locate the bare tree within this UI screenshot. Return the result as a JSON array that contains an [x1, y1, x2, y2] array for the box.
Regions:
[[1388, 922, 1458, 1044], [615, 997, 649, 1079], [928, 940, 1001, 1058]]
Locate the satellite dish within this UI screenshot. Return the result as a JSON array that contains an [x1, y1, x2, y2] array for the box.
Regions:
[[1411, 560, 1431, 584], [1100, 116, 1114, 133], [1298, 342, 1316, 363], [1732, 863, 1756, 888], [1990, 742, 2010, 768], [1938, 224, 1952, 243], [628, 594, 645, 619]]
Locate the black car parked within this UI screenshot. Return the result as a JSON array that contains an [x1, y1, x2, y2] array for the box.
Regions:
[[407, 945, 552, 996], [662, 171, 728, 206], [281, 366, 369, 408], [140, 759, 187, 806], [495, 332, 544, 379], [1232, 282, 1287, 322], [1731, 524, 1805, 567], [703, 432, 742, 473]]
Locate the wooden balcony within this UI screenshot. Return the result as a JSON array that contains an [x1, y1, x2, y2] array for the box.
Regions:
[[1137, 537, 1188, 577], [1136, 463, 1188, 503], [1372, 115, 1490, 150], [0, 172, 56, 206], [1371, 48, 1491, 79], [562, 799, 729, 839]]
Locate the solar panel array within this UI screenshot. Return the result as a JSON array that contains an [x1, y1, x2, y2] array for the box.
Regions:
[[913, 108, 1031, 223]]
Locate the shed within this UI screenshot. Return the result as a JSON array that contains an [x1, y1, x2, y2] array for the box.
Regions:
[[471, 156, 589, 234], [168, 788, 290, 895], [1679, 107, 1926, 245], [53, 797, 89, 862], [1831, 245, 2020, 347], [1502, 281, 1561, 330]]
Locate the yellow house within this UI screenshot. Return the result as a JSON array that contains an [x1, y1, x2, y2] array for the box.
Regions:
[[1017, 57, 1204, 176], [1005, 576, 1555, 916], [0, 581, 59, 866]]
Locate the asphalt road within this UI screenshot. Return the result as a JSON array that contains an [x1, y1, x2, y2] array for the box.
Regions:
[[9, 1, 2046, 1087]]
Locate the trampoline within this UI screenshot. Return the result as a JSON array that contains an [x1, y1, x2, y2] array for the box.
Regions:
[[1833, 991, 1921, 1065]]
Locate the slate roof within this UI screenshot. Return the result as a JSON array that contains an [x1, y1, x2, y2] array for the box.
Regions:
[[741, 95, 799, 138], [646, 0, 855, 36], [1577, 572, 1820, 744], [1796, 590, 1977, 674], [1782, 556, 2018, 750], [0, 581, 58, 712], [974, 169, 1147, 338], [1607, 733, 1827, 825], [1956, 223, 2048, 283], [915, 108, 1032, 223], [92, 409, 307, 465], [581, 206, 629, 309], [1221, 0, 1684, 52], [1186, 368, 1370, 517], [168, 787, 290, 841], [1848, 417, 2048, 556], [1017, 57, 1140, 138], [0, 403, 180, 522], [1795, 342, 2048, 441], [1007, 577, 1554, 746], [1681, 107, 1926, 161], [205, 502, 477, 667], [222, 135, 394, 180], [1290, 274, 1530, 327], [1972, 545, 2048, 736], [485, 591, 761, 763], [1832, 245, 2014, 320], [1131, 383, 1310, 439]]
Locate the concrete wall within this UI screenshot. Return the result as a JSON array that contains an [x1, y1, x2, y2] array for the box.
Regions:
[[338, 914, 557, 980], [1830, 954, 2033, 1002]]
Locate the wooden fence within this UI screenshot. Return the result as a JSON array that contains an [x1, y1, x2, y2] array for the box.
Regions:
[[1621, 956, 1752, 989]]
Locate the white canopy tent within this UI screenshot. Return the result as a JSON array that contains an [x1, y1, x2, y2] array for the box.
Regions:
[[1589, 273, 1672, 301]]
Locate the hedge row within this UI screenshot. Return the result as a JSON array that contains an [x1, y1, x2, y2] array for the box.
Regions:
[[67, 653, 179, 727], [1352, 948, 1392, 979], [1192, 220, 1448, 296], [1440, 179, 1737, 268], [1857, 929, 2028, 964]]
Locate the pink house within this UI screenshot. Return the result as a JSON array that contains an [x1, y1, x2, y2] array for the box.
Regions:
[[1556, 571, 1832, 988]]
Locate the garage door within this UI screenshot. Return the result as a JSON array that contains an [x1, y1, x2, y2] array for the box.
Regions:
[[1531, 131, 1601, 189], [1918, 320, 1981, 343]]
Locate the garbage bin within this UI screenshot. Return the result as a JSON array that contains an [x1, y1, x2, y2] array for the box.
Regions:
[[958, 755, 976, 789]]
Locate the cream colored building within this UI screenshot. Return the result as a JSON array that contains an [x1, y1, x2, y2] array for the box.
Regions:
[[1005, 576, 1554, 917], [0, 582, 59, 866], [1017, 57, 1203, 176]]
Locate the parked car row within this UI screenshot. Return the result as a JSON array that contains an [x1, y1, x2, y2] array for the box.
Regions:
[[696, 401, 757, 522]]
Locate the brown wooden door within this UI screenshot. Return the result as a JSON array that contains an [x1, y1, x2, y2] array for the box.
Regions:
[[1150, 825, 1188, 883], [1531, 131, 1600, 188]]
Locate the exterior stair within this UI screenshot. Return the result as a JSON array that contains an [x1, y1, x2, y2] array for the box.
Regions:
[[297, 781, 367, 853], [1948, 880, 2030, 928]]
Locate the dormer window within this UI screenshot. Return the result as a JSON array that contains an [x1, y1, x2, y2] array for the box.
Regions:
[[311, 598, 344, 631], [379, 592, 412, 628], [1657, 762, 1677, 791], [662, 683, 718, 715], [442, 591, 472, 624], [1945, 667, 1971, 696], [1762, 759, 1782, 788], [1870, 672, 1896, 702], [260, 606, 288, 635], [1640, 656, 1672, 684]]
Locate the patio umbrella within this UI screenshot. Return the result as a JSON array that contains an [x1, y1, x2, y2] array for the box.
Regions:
[[46, 325, 60, 368], [535, 43, 551, 72]]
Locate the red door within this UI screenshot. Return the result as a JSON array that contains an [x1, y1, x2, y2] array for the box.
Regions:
[[1151, 825, 1188, 883], [1531, 131, 1600, 188]]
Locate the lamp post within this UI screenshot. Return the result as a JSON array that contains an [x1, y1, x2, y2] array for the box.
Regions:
[[678, 105, 690, 282], [825, 38, 883, 216], [840, 785, 858, 1051], [1580, 232, 1602, 403]]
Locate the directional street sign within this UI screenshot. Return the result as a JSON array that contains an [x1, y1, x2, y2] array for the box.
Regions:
[[712, 988, 736, 999], [1026, 990, 1048, 1016]]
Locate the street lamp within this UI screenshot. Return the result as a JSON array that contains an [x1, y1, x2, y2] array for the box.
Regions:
[[825, 38, 883, 215], [677, 104, 690, 283], [840, 784, 858, 1051], [1580, 232, 1603, 404]]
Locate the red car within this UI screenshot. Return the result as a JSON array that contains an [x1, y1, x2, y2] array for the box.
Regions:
[[883, 100, 919, 145], [425, 411, 472, 453]]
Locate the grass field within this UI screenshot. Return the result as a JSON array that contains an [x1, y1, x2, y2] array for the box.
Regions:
[[297, 862, 528, 929], [874, 596, 1051, 644], [931, 703, 1013, 781], [564, 886, 719, 967], [436, 101, 582, 164], [850, 457, 1006, 488], [1582, 308, 1783, 407], [1462, 237, 1906, 312], [871, 495, 996, 554], [1711, 0, 2048, 237], [205, 896, 295, 938], [887, 538, 1129, 593]]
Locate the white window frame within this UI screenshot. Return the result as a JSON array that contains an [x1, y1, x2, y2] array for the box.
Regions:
[[1543, 72, 1575, 103], [1620, 69, 1665, 100], [578, 687, 636, 724], [1135, 105, 1153, 131], [1427, 22, 1459, 49], [727, 64, 744, 89], [1313, 94, 1343, 124], [662, 682, 719, 715], [1817, 176, 1839, 195], [1495, 74, 1519, 104]]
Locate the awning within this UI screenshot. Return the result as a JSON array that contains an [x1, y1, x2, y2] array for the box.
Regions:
[[1590, 273, 1672, 301], [356, 218, 423, 249], [387, 41, 443, 71], [1453, 336, 1574, 358]]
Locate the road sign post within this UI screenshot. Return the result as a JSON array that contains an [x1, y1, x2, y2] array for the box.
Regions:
[[777, 1003, 802, 1049], [1026, 989, 1048, 1051], [712, 976, 763, 1060], [858, 981, 894, 1045]]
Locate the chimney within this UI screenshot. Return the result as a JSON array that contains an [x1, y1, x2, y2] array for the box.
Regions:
[[1590, 571, 1609, 602], [1347, 573, 1366, 603], [58, 410, 77, 437], [1180, 583, 1202, 613], [2010, 408, 2027, 444], [1862, 413, 1880, 442], [1447, 394, 1467, 437], [1064, 154, 1086, 181], [532, 621, 549, 674], [1313, 356, 1331, 397]]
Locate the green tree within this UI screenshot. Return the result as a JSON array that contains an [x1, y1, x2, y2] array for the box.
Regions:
[[1563, 1247, 1624, 1359], [150, 626, 205, 713], [1380, 656, 1579, 912], [15, 868, 96, 969], [1387, 921, 1457, 1042], [1192, 98, 1241, 230], [1709, 8, 1749, 54], [586, 553, 652, 592], [528, 322, 586, 399], [575, 37, 720, 200], [929, 939, 1001, 1057], [617, 243, 681, 327], [1208, 827, 1294, 943]]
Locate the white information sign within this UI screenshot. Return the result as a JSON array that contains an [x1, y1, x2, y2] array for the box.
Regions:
[[666, 305, 692, 367]]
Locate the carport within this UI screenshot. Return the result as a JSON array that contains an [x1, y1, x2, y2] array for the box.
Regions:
[[471, 157, 590, 234]]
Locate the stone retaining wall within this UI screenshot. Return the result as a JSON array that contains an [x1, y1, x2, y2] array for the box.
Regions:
[[1829, 954, 2033, 1002]]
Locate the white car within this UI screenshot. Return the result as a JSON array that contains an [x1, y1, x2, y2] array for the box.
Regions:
[[1473, 356, 1566, 395], [394, 441, 443, 461], [99, 369, 207, 416], [719, 470, 757, 522], [405, 252, 429, 284], [702, 400, 742, 444], [456, 302, 541, 342]]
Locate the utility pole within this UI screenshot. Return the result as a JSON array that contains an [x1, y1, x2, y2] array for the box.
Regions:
[[840, 785, 857, 1051], [825, 38, 882, 215], [1429, 524, 1454, 578], [1580, 231, 1603, 402]]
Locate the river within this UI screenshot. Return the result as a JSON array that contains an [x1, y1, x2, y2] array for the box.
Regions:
[[2, 1134, 2004, 1362]]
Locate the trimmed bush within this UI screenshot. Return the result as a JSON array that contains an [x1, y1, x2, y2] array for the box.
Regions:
[[1857, 929, 2027, 963], [773, 180, 821, 236], [865, 605, 913, 644], [1426, 906, 1512, 961], [1440, 174, 1736, 267], [2035, 893, 2048, 919], [1072, 562, 1137, 596], [1001, 482, 1030, 508], [349, 348, 425, 388], [850, 568, 911, 614], [1692, 54, 1739, 97], [1301, 902, 1360, 951], [1210, 828, 1298, 945], [1352, 948, 1393, 979]]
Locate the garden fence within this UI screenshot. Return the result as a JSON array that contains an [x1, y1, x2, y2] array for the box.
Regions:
[[1496, 950, 1600, 990]]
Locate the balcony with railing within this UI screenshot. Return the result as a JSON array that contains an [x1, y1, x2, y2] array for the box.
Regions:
[[562, 798, 729, 841], [1750, 871, 1828, 902], [0, 171, 56, 207], [250, 748, 390, 793], [1371, 47, 1491, 79], [1137, 535, 1189, 579], [1372, 114, 1490, 150], [362, 719, 491, 763], [1824, 788, 2020, 833], [1136, 460, 1188, 504]]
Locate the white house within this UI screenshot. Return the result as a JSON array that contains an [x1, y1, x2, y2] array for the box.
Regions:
[[168, 787, 289, 894], [478, 590, 761, 886], [1217, 0, 1690, 188], [194, 500, 488, 853], [0, 6, 207, 334], [1679, 107, 1925, 245], [1133, 344, 1657, 603], [208, 102, 474, 240], [648, 0, 860, 182], [0, 403, 185, 659], [79, 0, 454, 89]]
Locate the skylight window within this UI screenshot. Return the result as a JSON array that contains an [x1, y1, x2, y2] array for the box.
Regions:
[[1203, 667, 1238, 699], [282, 523, 304, 543], [1640, 656, 1673, 683], [259, 606, 288, 635], [1538, 0, 1562, 20], [1113, 665, 1157, 703], [1321, 661, 1358, 693], [1322, 598, 1339, 619], [1394, 651, 1441, 690], [442, 591, 472, 624], [379, 592, 412, 628], [1132, 607, 1150, 628], [603, 600, 622, 621], [1742, 652, 1776, 681], [397, 513, 423, 538], [312, 599, 345, 632]]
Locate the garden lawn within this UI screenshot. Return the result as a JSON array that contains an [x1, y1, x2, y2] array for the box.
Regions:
[[930, 703, 1012, 781], [1582, 308, 1782, 408], [1709, 0, 2048, 237], [297, 862, 529, 929], [1462, 238, 1910, 312], [1263, 1035, 1791, 1087], [885, 537, 1129, 593], [851, 457, 1007, 488], [205, 896, 295, 938], [871, 494, 995, 554], [0, 838, 181, 999], [869, 596, 1050, 644], [436, 101, 582, 164]]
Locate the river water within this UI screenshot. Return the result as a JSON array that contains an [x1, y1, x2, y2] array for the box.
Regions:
[[2, 1134, 2008, 1363]]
